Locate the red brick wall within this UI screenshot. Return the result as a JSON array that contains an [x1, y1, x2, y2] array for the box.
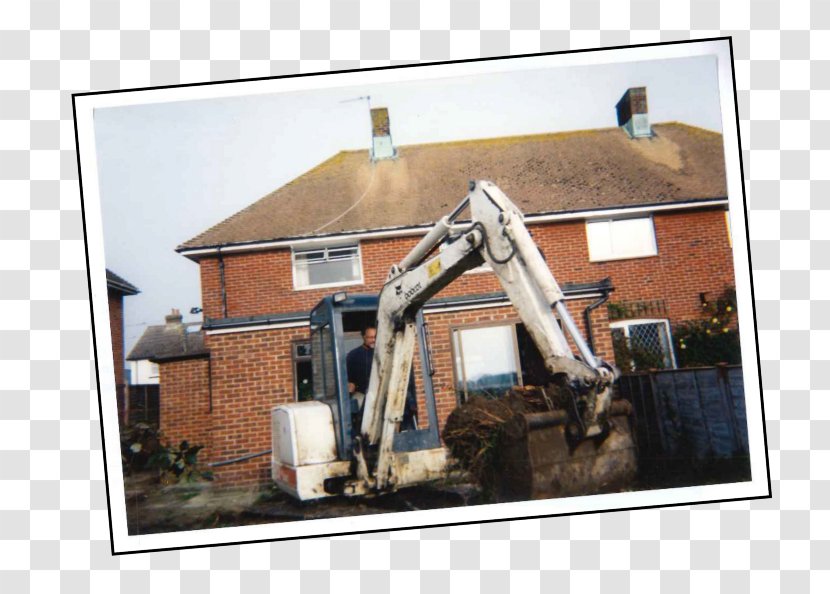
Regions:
[[158, 358, 212, 458], [422, 298, 613, 434], [202, 326, 309, 486], [197, 208, 734, 327], [530, 208, 735, 324], [108, 289, 125, 388], [187, 296, 612, 487], [184, 207, 734, 487]]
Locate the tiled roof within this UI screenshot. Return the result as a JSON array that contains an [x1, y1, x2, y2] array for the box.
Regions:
[[179, 123, 727, 251], [106, 269, 140, 295], [127, 322, 208, 362]]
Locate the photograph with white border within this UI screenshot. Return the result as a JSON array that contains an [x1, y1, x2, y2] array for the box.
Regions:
[[74, 38, 769, 555]]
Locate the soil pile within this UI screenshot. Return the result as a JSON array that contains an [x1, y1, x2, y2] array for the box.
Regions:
[[441, 384, 572, 490]]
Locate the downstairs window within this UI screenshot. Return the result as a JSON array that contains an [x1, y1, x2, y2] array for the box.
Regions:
[[610, 318, 677, 372]]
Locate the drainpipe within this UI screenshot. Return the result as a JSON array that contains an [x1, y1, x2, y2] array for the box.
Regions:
[[208, 356, 213, 414], [217, 248, 228, 319], [584, 282, 613, 354]]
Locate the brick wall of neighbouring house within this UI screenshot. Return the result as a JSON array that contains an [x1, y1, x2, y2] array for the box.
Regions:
[[202, 326, 309, 486], [108, 289, 129, 424], [158, 358, 212, 459], [197, 208, 734, 326], [108, 289, 125, 388]]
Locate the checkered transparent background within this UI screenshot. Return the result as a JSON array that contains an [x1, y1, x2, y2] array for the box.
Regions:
[[0, 0, 826, 591]]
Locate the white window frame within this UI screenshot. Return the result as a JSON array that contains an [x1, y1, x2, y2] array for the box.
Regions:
[[725, 209, 732, 247], [291, 242, 364, 291], [610, 318, 677, 370], [585, 216, 658, 262], [451, 321, 523, 403]]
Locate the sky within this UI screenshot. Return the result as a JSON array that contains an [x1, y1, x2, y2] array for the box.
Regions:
[[93, 54, 722, 357]]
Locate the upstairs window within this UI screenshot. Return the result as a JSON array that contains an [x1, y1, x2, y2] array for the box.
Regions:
[[292, 244, 363, 290], [586, 217, 657, 262]]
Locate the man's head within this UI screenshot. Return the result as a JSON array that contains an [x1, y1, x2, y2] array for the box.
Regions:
[[361, 325, 377, 349]]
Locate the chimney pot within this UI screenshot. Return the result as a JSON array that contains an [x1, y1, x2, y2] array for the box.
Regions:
[[370, 107, 396, 161], [165, 308, 183, 325], [615, 87, 652, 138]]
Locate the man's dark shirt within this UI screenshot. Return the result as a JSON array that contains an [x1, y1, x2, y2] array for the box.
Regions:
[[346, 343, 419, 428], [346, 345, 374, 395]]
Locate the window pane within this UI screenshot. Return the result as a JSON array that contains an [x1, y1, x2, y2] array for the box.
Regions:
[[307, 257, 360, 285], [295, 249, 326, 262], [586, 221, 612, 260], [453, 330, 464, 395], [587, 218, 655, 261], [294, 244, 361, 288], [327, 246, 359, 260], [294, 342, 311, 359], [311, 325, 336, 400], [610, 218, 655, 258], [455, 325, 518, 399], [628, 322, 671, 369]]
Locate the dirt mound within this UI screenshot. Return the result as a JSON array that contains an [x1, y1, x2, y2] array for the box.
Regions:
[[441, 385, 572, 491]]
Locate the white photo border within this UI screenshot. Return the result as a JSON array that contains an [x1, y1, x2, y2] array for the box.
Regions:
[[73, 37, 769, 555]]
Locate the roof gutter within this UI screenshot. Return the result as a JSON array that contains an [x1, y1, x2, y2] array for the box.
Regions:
[[106, 279, 140, 295], [202, 282, 613, 335], [177, 198, 728, 259], [149, 352, 210, 364]]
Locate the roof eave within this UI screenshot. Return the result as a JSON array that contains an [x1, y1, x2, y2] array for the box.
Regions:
[[149, 351, 210, 364], [177, 196, 729, 259]]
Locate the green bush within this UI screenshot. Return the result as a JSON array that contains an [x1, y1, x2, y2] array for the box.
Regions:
[[120, 423, 212, 483], [146, 440, 214, 484], [120, 422, 162, 475], [673, 287, 742, 367]]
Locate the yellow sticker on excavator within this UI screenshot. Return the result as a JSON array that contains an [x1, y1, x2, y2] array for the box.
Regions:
[[427, 258, 442, 278]]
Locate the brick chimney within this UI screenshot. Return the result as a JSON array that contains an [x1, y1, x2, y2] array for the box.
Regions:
[[370, 107, 396, 161], [165, 308, 183, 326], [615, 87, 652, 138]]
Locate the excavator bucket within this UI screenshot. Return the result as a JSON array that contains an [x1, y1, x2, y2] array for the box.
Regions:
[[443, 390, 637, 502], [491, 400, 637, 501]]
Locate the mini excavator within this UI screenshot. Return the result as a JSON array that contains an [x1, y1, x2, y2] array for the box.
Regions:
[[271, 181, 636, 500]]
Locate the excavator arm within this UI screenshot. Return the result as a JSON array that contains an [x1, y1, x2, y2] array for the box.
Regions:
[[358, 181, 618, 491]]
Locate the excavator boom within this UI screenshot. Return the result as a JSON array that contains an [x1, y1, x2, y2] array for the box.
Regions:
[[357, 181, 631, 493], [272, 181, 636, 501]]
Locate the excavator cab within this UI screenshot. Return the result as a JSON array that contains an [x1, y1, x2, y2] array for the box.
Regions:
[[272, 293, 446, 500], [307, 293, 442, 460]]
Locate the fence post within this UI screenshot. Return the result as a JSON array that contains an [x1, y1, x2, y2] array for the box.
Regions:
[[716, 363, 742, 455]]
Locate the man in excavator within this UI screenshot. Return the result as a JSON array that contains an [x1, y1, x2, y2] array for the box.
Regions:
[[348, 325, 418, 431]]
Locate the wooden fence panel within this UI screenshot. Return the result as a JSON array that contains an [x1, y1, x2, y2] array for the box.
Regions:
[[618, 365, 747, 463]]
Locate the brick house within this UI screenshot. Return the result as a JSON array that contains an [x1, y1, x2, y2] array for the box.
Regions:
[[106, 269, 139, 425], [162, 88, 734, 487], [126, 308, 206, 427]]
